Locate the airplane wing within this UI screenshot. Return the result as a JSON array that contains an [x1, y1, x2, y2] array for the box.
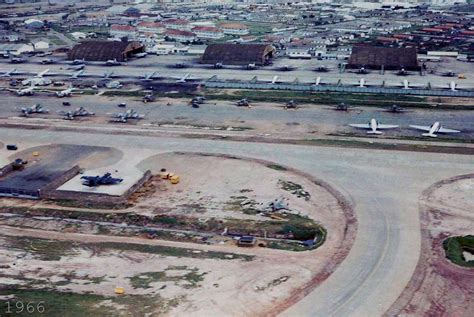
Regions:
[[409, 125, 431, 132], [439, 127, 460, 133], [377, 124, 399, 129], [349, 124, 370, 129]]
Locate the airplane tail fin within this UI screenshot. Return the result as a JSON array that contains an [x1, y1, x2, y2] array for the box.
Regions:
[[367, 131, 382, 135], [422, 133, 437, 138]]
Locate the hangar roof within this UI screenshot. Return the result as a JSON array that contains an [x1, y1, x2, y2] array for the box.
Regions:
[[67, 40, 143, 62], [348, 45, 419, 70], [201, 43, 275, 66]]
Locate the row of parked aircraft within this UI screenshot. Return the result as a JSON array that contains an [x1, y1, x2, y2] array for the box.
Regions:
[[349, 118, 460, 138]]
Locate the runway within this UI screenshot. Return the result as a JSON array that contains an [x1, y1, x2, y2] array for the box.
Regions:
[[1, 126, 472, 316]]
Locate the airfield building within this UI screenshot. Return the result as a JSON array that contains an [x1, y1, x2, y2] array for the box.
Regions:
[[67, 40, 144, 62], [201, 43, 276, 66], [347, 45, 420, 71]]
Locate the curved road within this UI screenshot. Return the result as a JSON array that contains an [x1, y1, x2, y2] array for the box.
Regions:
[[0, 127, 473, 316]]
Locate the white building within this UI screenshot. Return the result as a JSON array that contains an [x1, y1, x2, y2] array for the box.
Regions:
[[110, 24, 137, 40], [192, 26, 224, 39], [219, 23, 250, 36], [137, 22, 165, 34], [31, 39, 50, 50], [163, 19, 191, 31], [165, 29, 196, 43], [0, 43, 34, 55]]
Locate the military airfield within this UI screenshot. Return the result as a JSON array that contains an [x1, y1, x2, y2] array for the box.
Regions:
[[1, 50, 474, 317]]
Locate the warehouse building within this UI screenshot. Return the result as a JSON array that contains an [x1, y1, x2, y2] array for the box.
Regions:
[[348, 46, 420, 71], [201, 44, 275, 66], [67, 40, 144, 62]]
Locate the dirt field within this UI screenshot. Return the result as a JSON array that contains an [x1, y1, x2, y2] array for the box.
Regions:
[[386, 174, 474, 316], [0, 151, 356, 316]]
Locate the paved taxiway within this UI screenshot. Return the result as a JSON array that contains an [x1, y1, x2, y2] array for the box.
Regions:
[[1, 127, 472, 316]]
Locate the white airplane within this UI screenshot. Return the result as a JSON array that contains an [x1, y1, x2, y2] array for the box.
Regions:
[[21, 69, 51, 86], [141, 71, 159, 81], [55, 85, 82, 97], [396, 79, 425, 90], [9, 85, 37, 96], [0, 68, 17, 77], [410, 122, 460, 137], [352, 78, 375, 88], [105, 80, 122, 89], [103, 71, 115, 79], [70, 70, 85, 79], [349, 118, 399, 134], [20, 104, 49, 117], [174, 73, 200, 83], [271, 75, 279, 84]]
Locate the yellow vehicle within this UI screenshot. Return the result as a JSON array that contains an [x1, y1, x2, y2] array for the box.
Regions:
[[458, 74, 467, 79]]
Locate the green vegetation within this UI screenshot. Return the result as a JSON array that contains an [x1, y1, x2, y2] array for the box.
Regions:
[[443, 235, 474, 268], [278, 180, 311, 200], [266, 164, 288, 171], [129, 267, 206, 289], [1, 235, 254, 262], [0, 288, 180, 317], [225, 196, 261, 215]]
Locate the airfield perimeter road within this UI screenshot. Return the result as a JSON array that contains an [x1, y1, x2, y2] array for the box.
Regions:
[[2, 55, 474, 87], [1, 127, 472, 316]]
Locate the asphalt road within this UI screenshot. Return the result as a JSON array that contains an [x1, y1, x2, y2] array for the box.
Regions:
[[1, 94, 473, 139], [0, 127, 472, 316], [1, 54, 474, 88]]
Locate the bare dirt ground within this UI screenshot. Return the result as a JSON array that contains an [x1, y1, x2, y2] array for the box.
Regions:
[[386, 174, 474, 317], [0, 152, 356, 316]]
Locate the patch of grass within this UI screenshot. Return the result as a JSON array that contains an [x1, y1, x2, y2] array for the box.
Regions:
[[278, 179, 311, 200], [266, 164, 287, 171], [443, 235, 474, 267], [129, 267, 206, 289], [0, 288, 179, 316], [1, 235, 254, 262], [129, 271, 167, 289]]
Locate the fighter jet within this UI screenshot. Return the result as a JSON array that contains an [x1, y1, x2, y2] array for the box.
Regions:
[[381, 105, 410, 113], [71, 58, 85, 65], [62, 107, 95, 120], [436, 81, 470, 92], [351, 78, 376, 88], [67, 64, 86, 71], [395, 79, 425, 89], [105, 59, 121, 66], [440, 70, 457, 77], [284, 100, 298, 109], [395, 68, 412, 76], [236, 98, 251, 108], [410, 122, 460, 137], [353, 66, 369, 75], [276, 65, 297, 72], [112, 109, 144, 123], [0, 68, 17, 78], [330, 103, 353, 111], [245, 63, 257, 70], [349, 118, 398, 134], [21, 69, 51, 86], [20, 104, 49, 117], [314, 65, 332, 72], [81, 172, 123, 187], [70, 70, 85, 79]]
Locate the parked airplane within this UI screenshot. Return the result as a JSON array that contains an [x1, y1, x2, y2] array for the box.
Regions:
[[438, 81, 470, 92], [10, 57, 26, 64], [55, 85, 82, 97], [330, 103, 353, 111], [349, 118, 398, 134], [21, 69, 51, 86], [174, 73, 200, 83], [314, 65, 332, 72], [112, 109, 144, 123], [245, 63, 257, 70], [0, 68, 17, 77], [396, 79, 425, 89], [381, 105, 410, 113], [284, 100, 298, 109], [353, 66, 369, 75], [395, 68, 412, 76], [410, 122, 460, 137], [71, 58, 85, 65], [105, 80, 122, 89], [105, 59, 121, 66], [440, 70, 457, 77], [62, 107, 95, 120], [9, 85, 37, 96], [141, 71, 159, 81], [352, 78, 376, 88], [103, 71, 115, 79], [67, 64, 85, 71], [70, 70, 85, 79], [81, 172, 123, 187], [277, 65, 297, 71], [214, 62, 223, 69], [236, 98, 251, 107], [20, 104, 49, 117]]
